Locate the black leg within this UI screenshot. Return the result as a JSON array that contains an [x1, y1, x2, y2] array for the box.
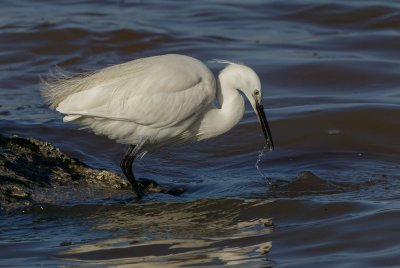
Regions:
[[120, 145, 145, 199]]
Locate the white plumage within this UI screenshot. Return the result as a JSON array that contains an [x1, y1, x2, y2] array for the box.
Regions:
[[41, 54, 274, 198]]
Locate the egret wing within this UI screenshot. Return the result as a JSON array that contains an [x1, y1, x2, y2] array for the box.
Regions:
[[54, 55, 216, 129], [57, 79, 213, 128]]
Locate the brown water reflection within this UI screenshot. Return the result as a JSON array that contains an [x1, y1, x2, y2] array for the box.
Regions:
[[54, 199, 273, 267]]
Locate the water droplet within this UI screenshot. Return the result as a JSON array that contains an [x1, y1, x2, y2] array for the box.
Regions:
[[255, 145, 272, 185]]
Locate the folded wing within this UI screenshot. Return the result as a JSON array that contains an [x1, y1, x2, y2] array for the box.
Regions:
[[42, 55, 216, 131]]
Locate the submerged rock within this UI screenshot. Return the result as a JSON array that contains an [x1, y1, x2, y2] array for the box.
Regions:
[[0, 134, 130, 210], [269, 171, 360, 196], [137, 178, 186, 196]]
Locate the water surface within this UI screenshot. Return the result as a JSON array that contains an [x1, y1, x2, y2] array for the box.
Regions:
[[1, 0, 400, 267]]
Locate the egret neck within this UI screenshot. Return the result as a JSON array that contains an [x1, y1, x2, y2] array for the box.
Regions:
[[197, 70, 245, 140]]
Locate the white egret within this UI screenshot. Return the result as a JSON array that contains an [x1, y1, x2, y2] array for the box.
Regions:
[[41, 54, 274, 199]]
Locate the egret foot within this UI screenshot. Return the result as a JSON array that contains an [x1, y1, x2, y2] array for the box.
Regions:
[[137, 178, 186, 196], [131, 182, 146, 200]]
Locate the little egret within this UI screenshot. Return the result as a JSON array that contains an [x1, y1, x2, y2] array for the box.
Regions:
[[41, 54, 274, 199]]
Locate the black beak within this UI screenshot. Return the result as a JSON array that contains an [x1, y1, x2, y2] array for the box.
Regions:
[[256, 103, 274, 151]]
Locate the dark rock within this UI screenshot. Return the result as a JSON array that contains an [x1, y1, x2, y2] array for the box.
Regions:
[[269, 171, 359, 197], [0, 134, 186, 211], [0, 134, 129, 211], [138, 178, 186, 196], [284, 171, 335, 191]]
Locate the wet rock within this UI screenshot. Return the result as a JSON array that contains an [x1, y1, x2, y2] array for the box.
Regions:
[[138, 178, 186, 196], [0, 134, 130, 210], [0, 134, 186, 211], [269, 171, 359, 197], [282, 171, 336, 191]]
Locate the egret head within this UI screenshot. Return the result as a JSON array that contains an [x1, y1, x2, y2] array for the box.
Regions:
[[219, 63, 274, 150]]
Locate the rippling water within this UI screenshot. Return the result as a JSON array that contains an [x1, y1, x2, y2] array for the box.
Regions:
[[1, 0, 400, 267]]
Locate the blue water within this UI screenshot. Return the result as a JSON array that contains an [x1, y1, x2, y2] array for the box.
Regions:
[[1, 0, 400, 267]]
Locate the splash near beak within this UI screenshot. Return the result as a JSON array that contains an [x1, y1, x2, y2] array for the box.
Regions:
[[255, 103, 274, 151]]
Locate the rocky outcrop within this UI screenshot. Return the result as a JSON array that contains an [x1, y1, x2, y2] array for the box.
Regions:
[[0, 134, 129, 210], [0, 134, 185, 211]]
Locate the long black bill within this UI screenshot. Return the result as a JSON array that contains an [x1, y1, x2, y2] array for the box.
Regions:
[[255, 103, 274, 151]]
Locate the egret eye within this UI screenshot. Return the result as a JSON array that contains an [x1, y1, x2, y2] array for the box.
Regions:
[[254, 90, 260, 96]]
